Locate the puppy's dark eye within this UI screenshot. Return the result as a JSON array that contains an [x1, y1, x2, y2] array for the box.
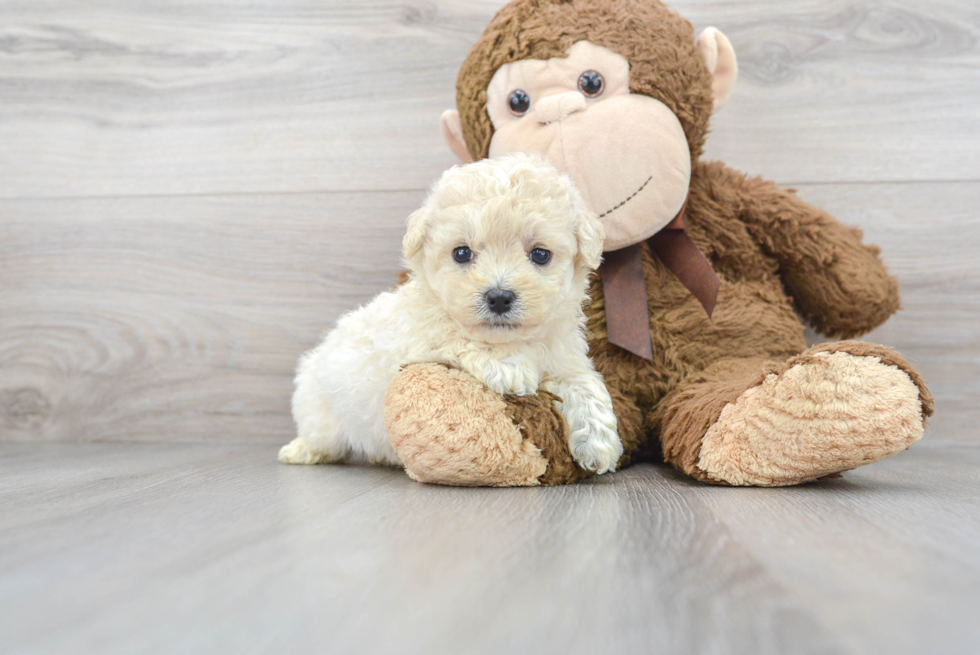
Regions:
[[453, 246, 473, 264], [508, 89, 531, 116], [578, 70, 604, 97], [529, 248, 552, 266]]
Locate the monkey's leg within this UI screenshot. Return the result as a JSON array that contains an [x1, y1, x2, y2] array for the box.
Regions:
[[654, 342, 933, 486], [384, 363, 644, 486]]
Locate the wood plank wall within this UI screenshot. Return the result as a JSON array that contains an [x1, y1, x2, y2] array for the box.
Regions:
[[1, 0, 978, 443]]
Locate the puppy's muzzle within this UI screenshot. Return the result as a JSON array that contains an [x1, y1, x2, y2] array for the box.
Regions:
[[485, 288, 517, 316]]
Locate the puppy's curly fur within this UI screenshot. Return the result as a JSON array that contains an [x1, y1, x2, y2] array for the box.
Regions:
[[280, 154, 623, 474]]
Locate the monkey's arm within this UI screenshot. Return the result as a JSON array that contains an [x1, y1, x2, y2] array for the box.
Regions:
[[729, 167, 900, 338]]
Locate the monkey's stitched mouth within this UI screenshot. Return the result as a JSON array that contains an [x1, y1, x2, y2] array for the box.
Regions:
[[598, 175, 653, 219]]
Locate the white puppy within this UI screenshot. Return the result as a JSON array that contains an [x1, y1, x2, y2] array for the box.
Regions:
[[279, 154, 623, 474]]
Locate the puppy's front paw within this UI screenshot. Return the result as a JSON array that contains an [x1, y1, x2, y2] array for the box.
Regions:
[[479, 357, 540, 397], [569, 410, 623, 475]]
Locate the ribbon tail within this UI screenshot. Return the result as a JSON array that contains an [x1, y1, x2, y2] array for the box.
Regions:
[[599, 244, 654, 361], [648, 229, 720, 317]]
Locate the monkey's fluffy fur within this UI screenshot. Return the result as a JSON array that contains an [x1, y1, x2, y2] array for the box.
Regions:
[[383, 0, 934, 487], [280, 154, 622, 475]]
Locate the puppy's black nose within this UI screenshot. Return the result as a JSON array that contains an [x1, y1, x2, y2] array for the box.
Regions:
[[485, 289, 517, 315]]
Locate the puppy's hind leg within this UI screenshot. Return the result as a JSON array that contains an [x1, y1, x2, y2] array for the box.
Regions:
[[279, 351, 349, 465], [279, 438, 332, 465]]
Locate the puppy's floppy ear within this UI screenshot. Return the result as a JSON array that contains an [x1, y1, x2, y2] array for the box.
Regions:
[[574, 203, 605, 270], [403, 206, 429, 262]]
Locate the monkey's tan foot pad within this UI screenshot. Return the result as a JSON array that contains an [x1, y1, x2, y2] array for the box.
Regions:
[[385, 363, 591, 487], [697, 342, 932, 487]]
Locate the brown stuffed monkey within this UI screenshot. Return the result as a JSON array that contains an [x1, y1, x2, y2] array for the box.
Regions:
[[384, 0, 934, 487]]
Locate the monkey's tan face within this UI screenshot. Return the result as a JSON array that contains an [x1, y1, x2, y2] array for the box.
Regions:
[[486, 41, 692, 252]]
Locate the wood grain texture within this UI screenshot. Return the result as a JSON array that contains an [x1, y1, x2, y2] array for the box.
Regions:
[[0, 0, 977, 200], [2, 181, 976, 443], [0, 191, 422, 442], [1, 441, 978, 654]]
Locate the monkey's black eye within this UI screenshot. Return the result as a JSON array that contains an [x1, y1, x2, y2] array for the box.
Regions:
[[529, 248, 552, 266], [508, 89, 531, 116], [578, 70, 604, 97], [453, 246, 473, 264]]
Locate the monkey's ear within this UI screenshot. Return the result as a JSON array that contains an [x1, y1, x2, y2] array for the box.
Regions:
[[403, 206, 429, 262], [440, 110, 474, 163], [697, 27, 738, 112]]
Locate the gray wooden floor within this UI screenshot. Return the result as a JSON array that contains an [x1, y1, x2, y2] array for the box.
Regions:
[[2, 1, 979, 653], [1, 441, 979, 655]]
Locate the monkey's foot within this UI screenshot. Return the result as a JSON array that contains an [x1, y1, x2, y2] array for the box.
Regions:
[[696, 342, 933, 486], [384, 363, 591, 487]]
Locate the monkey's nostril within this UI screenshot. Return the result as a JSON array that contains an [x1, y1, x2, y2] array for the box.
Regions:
[[485, 289, 517, 315]]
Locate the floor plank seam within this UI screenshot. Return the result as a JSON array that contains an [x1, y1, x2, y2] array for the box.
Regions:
[[1, 179, 979, 204]]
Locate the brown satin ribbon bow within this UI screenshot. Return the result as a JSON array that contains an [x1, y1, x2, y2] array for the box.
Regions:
[[598, 196, 720, 360]]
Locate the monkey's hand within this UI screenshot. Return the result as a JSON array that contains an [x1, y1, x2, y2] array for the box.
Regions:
[[722, 162, 900, 338]]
